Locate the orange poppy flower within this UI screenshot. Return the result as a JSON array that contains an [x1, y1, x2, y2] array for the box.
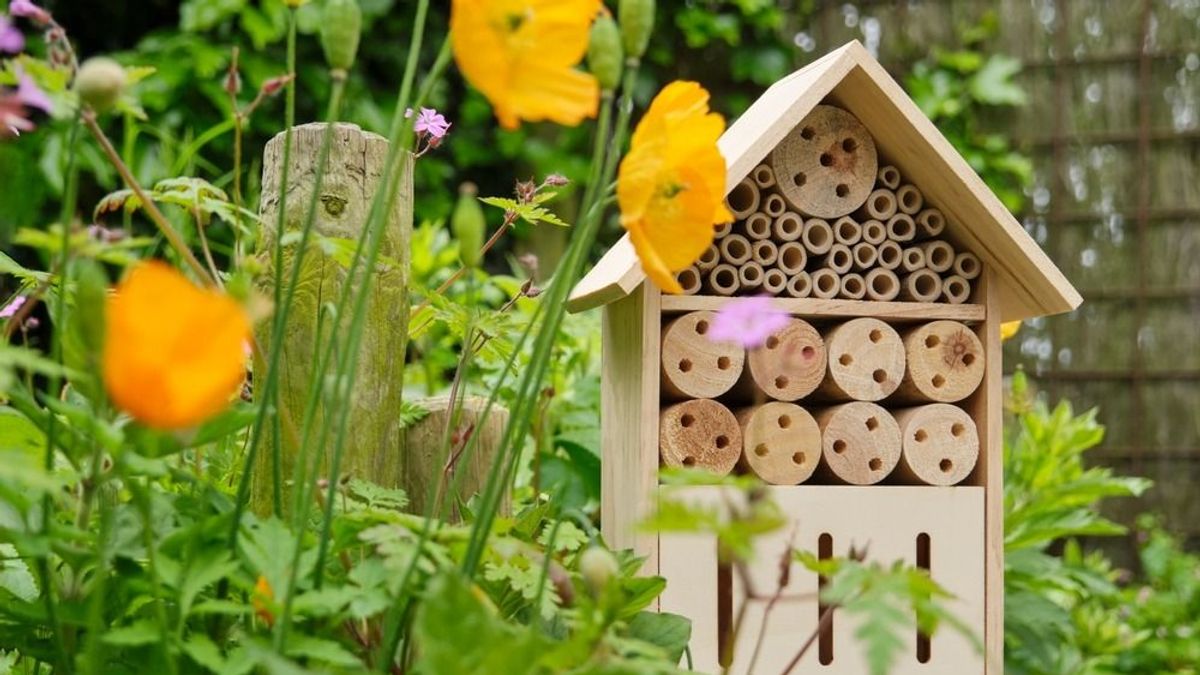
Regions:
[[617, 81, 732, 293], [450, 0, 601, 130], [252, 575, 275, 627], [103, 261, 250, 430]]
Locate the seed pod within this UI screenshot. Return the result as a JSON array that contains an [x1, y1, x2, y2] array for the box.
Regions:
[[452, 182, 486, 268], [75, 57, 126, 113], [320, 0, 363, 71], [619, 0, 655, 60], [588, 14, 623, 92]]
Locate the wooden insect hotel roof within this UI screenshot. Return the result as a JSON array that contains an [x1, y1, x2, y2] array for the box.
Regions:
[[568, 41, 1082, 322]]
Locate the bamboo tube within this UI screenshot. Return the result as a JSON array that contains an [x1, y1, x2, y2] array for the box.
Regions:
[[786, 271, 812, 298], [740, 317, 827, 401], [899, 269, 942, 302], [851, 242, 877, 270], [894, 320, 985, 403], [752, 163, 777, 189], [942, 275, 971, 304], [886, 213, 916, 242], [777, 242, 807, 275], [859, 188, 898, 221], [676, 266, 702, 295], [660, 311, 746, 400], [773, 212, 803, 242], [953, 251, 981, 280], [877, 164, 901, 190], [762, 193, 788, 218], [892, 405, 979, 486], [811, 269, 840, 299], [801, 218, 834, 255], [727, 177, 761, 219], [900, 246, 927, 273], [745, 212, 773, 240], [876, 241, 903, 270], [762, 268, 788, 295], [915, 208, 946, 239], [919, 240, 955, 273], [708, 264, 740, 296], [769, 104, 878, 218], [865, 268, 900, 301], [719, 233, 752, 266], [714, 220, 733, 239], [895, 183, 923, 215], [697, 244, 720, 271], [752, 239, 779, 266], [861, 219, 887, 245], [737, 403, 821, 485], [839, 272, 866, 300], [659, 399, 741, 475], [825, 244, 853, 274], [739, 261, 765, 290], [833, 216, 863, 245], [814, 403, 901, 485], [818, 318, 905, 401]]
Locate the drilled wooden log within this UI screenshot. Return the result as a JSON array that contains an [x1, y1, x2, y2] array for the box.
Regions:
[[942, 275, 971, 304], [814, 403, 901, 485], [886, 213, 916, 243], [892, 404, 979, 486], [773, 212, 803, 242], [801, 218, 834, 255], [727, 177, 760, 220], [719, 233, 752, 266], [895, 183, 923, 215], [752, 239, 779, 266], [818, 318, 905, 401], [254, 123, 411, 514], [708, 264, 740, 296], [737, 403, 821, 485], [839, 272, 866, 300], [769, 105, 878, 218], [738, 261, 765, 291], [810, 269, 840, 299], [740, 317, 827, 401], [919, 240, 955, 273], [915, 208, 946, 239], [953, 251, 981, 280], [676, 266, 702, 295], [825, 244, 853, 274], [751, 163, 777, 189], [776, 242, 806, 275], [786, 271, 812, 298], [696, 244, 720, 271], [877, 164, 901, 190], [833, 216, 863, 246], [861, 219, 887, 245], [899, 269, 942, 302], [745, 212, 773, 241], [859, 188, 898, 221], [900, 246, 926, 273], [894, 320, 985, 403], [404, 396, 509, 521], [851, 242, 877, 271], [876, 241, 902, 270], [659, 399, 741, 475], [865, 268, 900, 301], [660, 311, 745, 399]]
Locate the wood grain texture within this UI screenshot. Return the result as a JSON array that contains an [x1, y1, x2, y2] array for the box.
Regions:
[[736, 403, 821, 484], [659, 399, 741, 475], [770, 104, 878, 218], [892, 404, 979, 486], [403, 396, 509, 521], [819, 318, 905, 401], [659, 294, 986, 321], [814, 402, 901, 484], [894, 320, 985, 403], [660, 311, 745, 400], [972, 268, 1004, 672], [743, 317, 827, 401]]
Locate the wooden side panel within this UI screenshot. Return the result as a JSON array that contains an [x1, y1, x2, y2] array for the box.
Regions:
[[659, 526, 722, 668], [600, 284, 661, 572]]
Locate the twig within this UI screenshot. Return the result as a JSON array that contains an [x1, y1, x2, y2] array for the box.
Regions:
[[780, 604, 837, 675], [745, 526, 799, 673]]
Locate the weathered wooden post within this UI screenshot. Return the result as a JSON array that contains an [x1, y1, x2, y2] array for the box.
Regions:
[[253, 122, 411, 514]]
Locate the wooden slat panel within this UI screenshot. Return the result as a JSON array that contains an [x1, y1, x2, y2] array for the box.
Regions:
[[660, 294, 985, 322]]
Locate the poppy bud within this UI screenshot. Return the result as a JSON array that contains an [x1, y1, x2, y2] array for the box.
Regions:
[[451, 182, 486, 269], [75, 57, 126, 113], [578, 546, 619, 598], [618, 0, 655, 61], [320, 0, 362, 72], [587, 14, 623, 92]]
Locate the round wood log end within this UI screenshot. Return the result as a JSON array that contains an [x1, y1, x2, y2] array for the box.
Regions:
[[898, 321, 986, 402], [737, 402, 821, 484], [817, 402, 901, 485], [769, 105, 879, 218], [661, 311, 746, 399], [822, 318, 906, 401], [747, 318, 828, 401], [894, 404, 979, 485], [660, 399, 741, 475]]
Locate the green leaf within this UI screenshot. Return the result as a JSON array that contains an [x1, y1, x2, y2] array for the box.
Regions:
[[182, 634, 227, 673], [479, 196, 570, 228], [626, 611, 692, 663], [969, 55, 1027, 106], [0, 544, 37, 602], [101, 620, 160, 646], [285, 635, 361, 667]]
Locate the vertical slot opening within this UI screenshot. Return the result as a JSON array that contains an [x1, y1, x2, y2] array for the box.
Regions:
[[718, 560, 733, 667], [916, 532, 932, 664], [818, 532, 834, 665]]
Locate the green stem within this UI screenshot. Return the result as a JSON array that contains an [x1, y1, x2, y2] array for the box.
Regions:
[[127, 475, 179, 675]]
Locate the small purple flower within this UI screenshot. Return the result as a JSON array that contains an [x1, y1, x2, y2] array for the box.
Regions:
[[0, 15, 24, 53], [16, 72, 51, 114], [8, 0, 50, 25], [0, 294, 27, 319], [407, 107, 450, 139], [708, 295, 789, 349]]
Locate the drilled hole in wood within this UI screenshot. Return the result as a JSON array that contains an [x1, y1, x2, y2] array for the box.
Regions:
[[717, 356, 731, 370], [914, 429, 928, 442], [940, 458, 954, 473], [680, 414, 695, 428], [802, 346, 816, 359], [832, 440, 847, 454], [932, 374, 946, 388], [838, 353, 853, 366], [792, 452, 806, 465], [835, 183, 849, 198], [777, 415, 792, 429], [754, 443, 769, 458], [925, 334, 940, 348], [842, 137, 857, 152], [868, 457, 882, 471], [683, 456, 696, 467], [774, 375, 789, 390], [963, 353, 977, 366], [793, 172, 807, 187], [800, 126, 815, 140], [715, 435, 730, 449], [678, 359, 693, 373], [865, 416, 879, 431], [951, 422, 966, 437], [872, 369, 887, 383], [695, 320, 709, 335], [869, 329, 882, 343], [819, 152, 833, 167], [766, 335, 780, 350]]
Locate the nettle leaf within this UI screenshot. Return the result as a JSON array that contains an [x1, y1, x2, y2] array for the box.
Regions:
[[479, 196, 569, 228], [0, 544, 37, 602], [346, 478, 408, 511]]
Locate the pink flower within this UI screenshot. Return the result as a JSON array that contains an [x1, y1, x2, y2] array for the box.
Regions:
[[0, 15, 23, 53], [1, 97, 34, 137], [8, 0, 50, 25], [707, 296, 790, 349], [0, 294, 27, 318], [16, 72, 50, 113], [407, 107, 450, 139]]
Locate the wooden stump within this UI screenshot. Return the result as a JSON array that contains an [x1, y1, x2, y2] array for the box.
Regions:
[[818, 318, 905, 401], [736, 403, 821, 485], [895, 320, 985, 403], [892, 404, 979, 486], [253, 122, 411, 514], [404, 396, 509, 521], [660, 311, 745, 399], [659, 399, 741, 475], [769, 105, 879, 218], [742, 318, 827, 401], [815, 402, 901, 485]]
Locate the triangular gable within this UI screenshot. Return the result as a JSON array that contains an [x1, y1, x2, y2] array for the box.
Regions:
[[567, 41, 1081, 321]]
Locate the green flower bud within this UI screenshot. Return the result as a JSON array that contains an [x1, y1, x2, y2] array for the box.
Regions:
[[320, 0, 362, 72], [451, 182, 486, 269], [588, 14, 623, 92], [578, 546, 619, 598], [75, 57, 126, 113], [618, 0, 655, 61]]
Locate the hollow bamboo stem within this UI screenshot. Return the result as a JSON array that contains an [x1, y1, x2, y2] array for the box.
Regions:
[[899, 269, 942, 302]]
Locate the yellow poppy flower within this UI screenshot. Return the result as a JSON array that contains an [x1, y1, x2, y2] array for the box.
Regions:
[[252, 575, 275, 627], [103, 261, 250, 430], [1000, 320, 1021, 342], [450, 0, 601, 130], [617, 80, 732, 293]]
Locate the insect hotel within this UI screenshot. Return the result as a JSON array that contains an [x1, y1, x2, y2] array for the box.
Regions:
[[568, 42, 1080, 674]]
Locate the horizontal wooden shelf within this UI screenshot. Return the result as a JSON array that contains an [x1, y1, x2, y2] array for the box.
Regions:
[[659, 294, 986, 322]]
